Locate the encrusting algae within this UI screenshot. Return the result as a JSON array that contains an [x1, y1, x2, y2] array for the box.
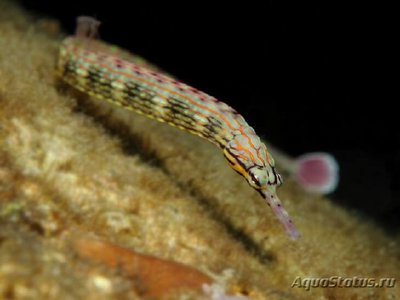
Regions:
[[0, 1, 399, 299]]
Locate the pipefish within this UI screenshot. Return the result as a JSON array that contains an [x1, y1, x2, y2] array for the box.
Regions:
[[57, 16, 300, 240]]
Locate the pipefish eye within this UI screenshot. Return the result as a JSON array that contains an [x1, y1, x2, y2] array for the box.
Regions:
[[276, 173, 283, 186], [248, 167, 266, 188], [270, 167, 283, 186], [249, 174, 260, 187]]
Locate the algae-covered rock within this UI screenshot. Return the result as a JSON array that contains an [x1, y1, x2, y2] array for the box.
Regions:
[[0, 1, 399, 299]]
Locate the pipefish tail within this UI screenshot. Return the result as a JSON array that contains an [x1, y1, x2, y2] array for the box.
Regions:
[[57, 16, 300, 240]]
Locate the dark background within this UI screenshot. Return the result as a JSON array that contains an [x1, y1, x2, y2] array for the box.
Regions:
[[18, 1, 398, 233]]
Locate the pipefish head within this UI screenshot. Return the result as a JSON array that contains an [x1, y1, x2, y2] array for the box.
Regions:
[[246, 163, 283, 191], [223, 139, 282, 191], [223, 140, 300, 240]]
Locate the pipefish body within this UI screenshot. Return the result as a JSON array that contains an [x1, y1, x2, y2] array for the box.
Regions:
[[57, 17, 299, 240]]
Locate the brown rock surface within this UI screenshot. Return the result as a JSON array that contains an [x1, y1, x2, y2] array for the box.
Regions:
[[0, 1, 399, 299]]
